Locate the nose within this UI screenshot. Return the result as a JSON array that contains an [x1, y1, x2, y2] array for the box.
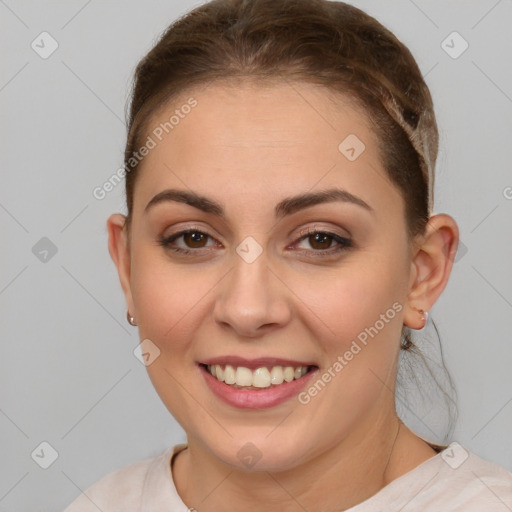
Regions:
[[213, 252, 292, 338]]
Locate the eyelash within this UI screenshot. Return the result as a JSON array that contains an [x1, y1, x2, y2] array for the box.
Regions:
[[158, 226, 353, 258]]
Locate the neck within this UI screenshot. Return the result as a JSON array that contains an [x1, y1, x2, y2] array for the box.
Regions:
[[172, 410, 436, 512]]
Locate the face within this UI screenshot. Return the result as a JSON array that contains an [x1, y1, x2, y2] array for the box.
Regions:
[[112, 80, 421, 471]]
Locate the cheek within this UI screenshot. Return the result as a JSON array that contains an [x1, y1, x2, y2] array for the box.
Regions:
[[292, 250, 408, 352], [128, 248, 216, 426], [129, 246, 216, 350], [291, 261, 406, 432]]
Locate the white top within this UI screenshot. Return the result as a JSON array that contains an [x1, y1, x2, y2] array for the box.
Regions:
[[64, 441, 512, 511]]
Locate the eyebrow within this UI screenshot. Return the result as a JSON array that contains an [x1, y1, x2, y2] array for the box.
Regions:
[[144, 187, 373, 218]]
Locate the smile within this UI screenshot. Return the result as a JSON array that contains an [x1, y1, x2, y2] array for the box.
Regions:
[[198, 362, 320, 409]]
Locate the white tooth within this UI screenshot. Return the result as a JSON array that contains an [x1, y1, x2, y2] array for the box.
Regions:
[[270, 366, 284, 385], [283, 366, 295, 382], [235, 366, 253, 386], [217, 364, 311, 388], [215, 364, 224, 382], [224, 365, 236, 384], [252, 367, 271, 388]]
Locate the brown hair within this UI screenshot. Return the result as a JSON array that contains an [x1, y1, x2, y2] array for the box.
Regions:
[[124, 0, 437, 228]]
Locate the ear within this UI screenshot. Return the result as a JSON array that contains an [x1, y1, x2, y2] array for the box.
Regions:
[[403, 214, 459, 329], [106, 213, 135, 318]]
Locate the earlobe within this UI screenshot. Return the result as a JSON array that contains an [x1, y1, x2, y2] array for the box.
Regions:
[[106, 213, 135, 318], [403, 214, 459, 330]]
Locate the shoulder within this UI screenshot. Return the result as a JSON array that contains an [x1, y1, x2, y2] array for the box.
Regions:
[[415, 442, 512, 511], [443, 443, 512, 501], [63, 447, 174, 512], [354, 442, 512, 512]]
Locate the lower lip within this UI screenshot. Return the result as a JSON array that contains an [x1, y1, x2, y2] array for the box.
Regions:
[[198, 364, 319, 409]]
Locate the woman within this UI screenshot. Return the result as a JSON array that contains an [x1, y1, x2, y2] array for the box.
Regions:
[[64, 0, 512, 510]]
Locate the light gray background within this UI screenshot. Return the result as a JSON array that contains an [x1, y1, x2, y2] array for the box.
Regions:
[[1, 1, 511, 510]]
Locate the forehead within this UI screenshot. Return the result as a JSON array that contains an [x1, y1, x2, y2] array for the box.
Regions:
[[131, 79, 402, 220], [141, 78, 375, 156]]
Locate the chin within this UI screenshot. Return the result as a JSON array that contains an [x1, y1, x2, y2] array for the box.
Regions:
[[205, 434, 311, 473]]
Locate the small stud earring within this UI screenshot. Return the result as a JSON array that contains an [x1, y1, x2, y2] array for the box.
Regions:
[[126, 311, 137, 326], [416, 308, 428, 331]]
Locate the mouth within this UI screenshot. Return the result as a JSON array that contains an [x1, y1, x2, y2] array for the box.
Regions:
[[198, 362, 319, 390], [197, 360, 320, 409]]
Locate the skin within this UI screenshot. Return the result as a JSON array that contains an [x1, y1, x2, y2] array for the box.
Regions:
[[107, 79, 459, 511]]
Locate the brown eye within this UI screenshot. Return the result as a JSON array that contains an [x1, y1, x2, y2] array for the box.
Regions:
[[307, 232, 335, 250], [159, 228, 218, 255], [182, 231, 208, 248], [294, 229, 352, 256]]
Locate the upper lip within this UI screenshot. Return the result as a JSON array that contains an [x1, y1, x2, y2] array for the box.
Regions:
[[199, 356, 317, 370]]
